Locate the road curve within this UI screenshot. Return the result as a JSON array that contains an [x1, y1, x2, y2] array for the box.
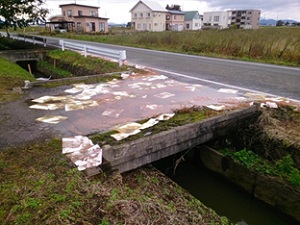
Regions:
[[44, 36, 300, 101]]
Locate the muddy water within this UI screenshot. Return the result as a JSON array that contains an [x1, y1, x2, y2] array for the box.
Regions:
[[154, 158, 298, 225]]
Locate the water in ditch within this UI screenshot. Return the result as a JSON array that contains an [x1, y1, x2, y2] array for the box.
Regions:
[[154, 156, 298, 225]]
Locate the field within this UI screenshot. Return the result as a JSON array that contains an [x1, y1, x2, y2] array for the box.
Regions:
[[47, 27, 300, 66]]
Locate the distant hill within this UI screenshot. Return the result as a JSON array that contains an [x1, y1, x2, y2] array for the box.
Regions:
[[260, 18, 299, 26], [108, 22, 127, 27]]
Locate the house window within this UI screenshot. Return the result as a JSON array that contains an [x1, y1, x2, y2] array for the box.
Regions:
[[195, 23, 198, 27], [63, 11, 65, 16], [153, 13, 157, 17], [134, 13, 137, 18], [67, 10, 72, 16], [90, 11, 97, 16], [149, 23, 151, 29], [174, 15, 177, 19], [166, 15, 170, 20], [90, 22, 95, 31], [186, 24, 190, 29], [140, 13, 143, 18], [77, 22, 82, 31], [248, 11, 252, 14], [146, 12, 150, 18], [213, 16, 219, 22], [78, 10, 82, 16], [154, 23, 158, 26], [137, 23, 141, 30], [100, 22, 105, 31], [143, 23, 147, 30]]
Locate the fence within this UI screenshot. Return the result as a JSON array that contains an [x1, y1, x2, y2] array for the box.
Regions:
[[59, 40, 126, 67], [6, 33, 127, 67]]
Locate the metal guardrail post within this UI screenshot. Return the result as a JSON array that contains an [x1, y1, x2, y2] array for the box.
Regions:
[[61, 40, 65, 51], [119, 50, 127, 67], [43, 38, 46, 47], [84, 45, 87, 58]]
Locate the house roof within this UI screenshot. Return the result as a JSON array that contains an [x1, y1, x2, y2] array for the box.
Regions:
[[129, 0, 167, 12], [59, 3, 99, 9], [184, 11, 199, 21], [167, 10, 185, 15]]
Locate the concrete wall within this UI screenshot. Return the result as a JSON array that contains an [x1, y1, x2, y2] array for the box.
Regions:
[[98, 105, 260, 175], [0, 50, 47, 62], [195, 146, 300, 222]]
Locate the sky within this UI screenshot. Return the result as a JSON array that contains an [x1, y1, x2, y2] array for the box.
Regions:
[[45, 0, 300, 23]]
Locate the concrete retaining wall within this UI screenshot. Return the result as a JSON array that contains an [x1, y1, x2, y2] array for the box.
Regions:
[[196, 145, 300, 222], [0, 49, 47, 62], [98, 105, 260, 175]]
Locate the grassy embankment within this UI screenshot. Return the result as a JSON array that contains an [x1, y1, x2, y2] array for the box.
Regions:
[[46, 27, 300, 67]]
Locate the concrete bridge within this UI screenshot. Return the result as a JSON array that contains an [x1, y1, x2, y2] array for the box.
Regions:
[[87, 105, 260, 176]]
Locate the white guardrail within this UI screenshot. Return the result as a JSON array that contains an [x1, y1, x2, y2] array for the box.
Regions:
[[6, 33, 127, 67], [59, 40, 126, 67]]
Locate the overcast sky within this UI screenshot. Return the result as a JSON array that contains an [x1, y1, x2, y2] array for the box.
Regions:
[[45, 0, 300, 23]]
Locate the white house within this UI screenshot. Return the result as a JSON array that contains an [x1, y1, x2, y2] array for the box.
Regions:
[[184, 11, 203, 30], [129, 0, 167, 32], [203, 11, 229, 29]]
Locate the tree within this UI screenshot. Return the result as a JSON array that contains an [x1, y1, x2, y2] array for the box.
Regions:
[[276, 20, 284, 26], [0, 0, 48, 37], [166, 4, 181, 11]]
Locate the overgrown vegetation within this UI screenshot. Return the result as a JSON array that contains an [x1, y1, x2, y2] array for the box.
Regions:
[[0, 139, 232, 225], [44, 49, 128, 76], [221, 149, 300, 187], [47, 27, 300, 66]]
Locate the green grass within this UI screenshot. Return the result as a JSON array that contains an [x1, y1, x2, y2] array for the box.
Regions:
[[0, 57, 34, 103], [45, 49, 128, 75], [47, 27, 300, 66]]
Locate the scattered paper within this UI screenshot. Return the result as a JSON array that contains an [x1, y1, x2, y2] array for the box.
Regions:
[[218, 88, 238, 94], [36, 115, 67, 124], [206, 105, 226, 111], [62, 136, 102, 171]]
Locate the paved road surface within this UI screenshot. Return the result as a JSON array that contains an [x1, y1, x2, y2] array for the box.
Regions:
[[44, 36, 300, 101]]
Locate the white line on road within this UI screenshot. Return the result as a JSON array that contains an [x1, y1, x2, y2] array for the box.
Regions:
[[152, 67, 300, 104]]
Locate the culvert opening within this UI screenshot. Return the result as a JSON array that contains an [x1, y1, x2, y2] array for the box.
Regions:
[[16, 59, 38, 75], [16, 59, 49, 79]]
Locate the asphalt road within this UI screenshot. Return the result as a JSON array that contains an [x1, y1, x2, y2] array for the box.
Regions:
[[44, 36, 300, 101]]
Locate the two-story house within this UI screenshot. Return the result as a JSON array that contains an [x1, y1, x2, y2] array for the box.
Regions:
[[203, 11, 229, 29], [129, 0, 167, 32], [184, 11, 203, 30], [166, 10, 185, 31], [48, 3, 108, 33]]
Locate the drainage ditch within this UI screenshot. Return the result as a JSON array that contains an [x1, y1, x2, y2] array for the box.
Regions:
[[154, 154, 298, 225], [154, 107, 300, 224]]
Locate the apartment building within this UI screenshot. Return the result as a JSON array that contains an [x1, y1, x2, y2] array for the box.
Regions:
[[48, 3, 109, 32], [228, 10, 261, 29]]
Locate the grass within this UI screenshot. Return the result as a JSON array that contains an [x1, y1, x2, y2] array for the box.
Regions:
[[0, 139, 233, 225], [0, 58, 34, 103], [221, 148, 300, 187], [45, 49, 128, 75], [44, 27, 300, 66]]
